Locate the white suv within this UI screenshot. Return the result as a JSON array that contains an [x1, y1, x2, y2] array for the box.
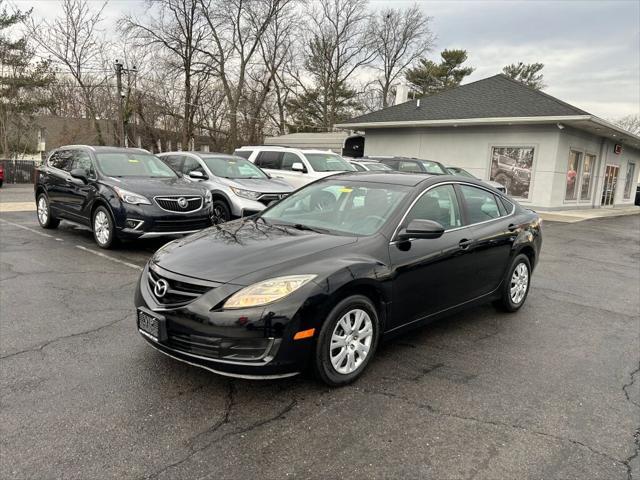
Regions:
[[234, 146, 355, 189]]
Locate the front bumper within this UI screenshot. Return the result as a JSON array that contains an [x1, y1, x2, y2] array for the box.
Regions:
[[229, 193, 289, 218], [134, 263, 324, 378], [114, 203, 213, 239]]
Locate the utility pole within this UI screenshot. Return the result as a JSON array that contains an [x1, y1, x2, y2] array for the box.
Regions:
[[114, 60, 138, 148], [115, 60, 125, 147]]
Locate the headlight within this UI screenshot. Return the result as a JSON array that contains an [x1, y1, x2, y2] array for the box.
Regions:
[[223, 274, 316, 309], [113, 186, 150, 205], [231, 187, 261, 200], [204, 190, 212, 204]]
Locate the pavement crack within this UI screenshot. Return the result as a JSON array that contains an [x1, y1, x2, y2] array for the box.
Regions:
[[367, 388, 627, 470], [623, 362, 640, 409], [146, 391, 296, 480], [0, 312, 131, 360]]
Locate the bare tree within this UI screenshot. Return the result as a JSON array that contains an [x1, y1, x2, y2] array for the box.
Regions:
[[196, 0, 293, 151], [121, 0, 210, 148], [24, 0, 111, 145], [368, 5, 435, 108], [612, 114, 640, 135]]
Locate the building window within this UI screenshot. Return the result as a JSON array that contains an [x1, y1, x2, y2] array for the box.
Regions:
[[489, 146, 534, 199], [565, 150, 582, 200], [624, 162, 636, 199], [580, 154, 595, 201]]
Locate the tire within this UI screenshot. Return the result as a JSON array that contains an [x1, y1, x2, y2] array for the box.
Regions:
[[313, 295, 380, 387], [92, 206, 117, 249], [36, 193, 60, 229], [211, 199, 231, 225], [495, 253, 531, 312]]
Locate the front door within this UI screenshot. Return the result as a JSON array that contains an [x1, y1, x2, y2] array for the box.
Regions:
[[66, 150, 97, 222], [601, 165, 619, 206], [389, 184, 476, 329]]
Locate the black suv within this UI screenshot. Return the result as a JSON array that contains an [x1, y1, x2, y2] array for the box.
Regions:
[[370, 156, 449, 175], [35, 146, 213, 248]]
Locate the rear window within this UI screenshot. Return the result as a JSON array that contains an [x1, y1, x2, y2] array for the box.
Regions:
[[233, 150, 252, 160], [303, 153, 355, 172], [419, 160, 448, 174]]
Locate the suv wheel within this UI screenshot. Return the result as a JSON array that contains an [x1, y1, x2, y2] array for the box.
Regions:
[[92, 206, 116, 249], [314, 295, 379, 387], [36, 194, 60, 229], [211, 200, 231, 224]]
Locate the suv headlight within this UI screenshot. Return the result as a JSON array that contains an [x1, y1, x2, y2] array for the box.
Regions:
[[204, 190, 212, 204], [223, 275, 316, 309], [231, 187, 261, 200], [113, 186, 150, 205]]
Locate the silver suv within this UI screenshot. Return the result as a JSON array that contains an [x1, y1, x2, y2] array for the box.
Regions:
[[158, 151, 293, 223], [234, 146, 355, 189]]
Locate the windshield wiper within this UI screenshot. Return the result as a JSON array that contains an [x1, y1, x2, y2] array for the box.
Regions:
[[290, 223, 329, 234]]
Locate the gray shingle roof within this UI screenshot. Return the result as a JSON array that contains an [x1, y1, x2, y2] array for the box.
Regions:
[[341, 74, 590, 125]]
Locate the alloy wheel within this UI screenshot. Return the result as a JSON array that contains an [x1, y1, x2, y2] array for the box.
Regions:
[[510, 262, 529, 304], [94, 210, 111, 246], [37, 197, 48, 225], [212, 205, 228, 224], [330, 308, 374, 375]]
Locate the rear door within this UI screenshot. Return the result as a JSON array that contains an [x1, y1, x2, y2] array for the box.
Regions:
[[46, 149, 75, 214], [458, 184, 516, 297]]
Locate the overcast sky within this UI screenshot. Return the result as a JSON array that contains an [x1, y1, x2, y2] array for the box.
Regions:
[[20, 0, 640, 120]]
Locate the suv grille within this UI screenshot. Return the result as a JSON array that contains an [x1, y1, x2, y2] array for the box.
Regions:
[[155, 195, 202, 213], [147, 267, 213, 307]]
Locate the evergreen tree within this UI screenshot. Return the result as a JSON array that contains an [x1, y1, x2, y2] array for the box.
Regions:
[[503, 62, 545, 90], [405, 49, 474, 97], [0, 2, 54, 157]]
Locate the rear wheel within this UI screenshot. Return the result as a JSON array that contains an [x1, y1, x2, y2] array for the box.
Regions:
[[211, 199, 231, 224], [36, 193, 60, 229], [495, 253, 531, 312], [313, 295, 379, 387], [92, 206, 117, 249]]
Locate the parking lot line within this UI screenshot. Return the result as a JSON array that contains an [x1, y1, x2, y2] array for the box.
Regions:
[[0, 218, 62, 240], [74, 245, 144, 271]]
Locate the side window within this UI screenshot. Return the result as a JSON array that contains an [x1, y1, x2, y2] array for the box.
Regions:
[[399, 161, 420, 173], [233, 150, 252, 160], [255, 151, 283, 169], [500, 197, 514, 214], [282, 152, 302, 171], [182, 156, 204, 175], [460, 185, 502, 224], [163, 155, 184, 172], [49, 150, 74, 171], [352, 163, 365, 172], [72, 151, 96, 178], [404, 185, 462, 230]]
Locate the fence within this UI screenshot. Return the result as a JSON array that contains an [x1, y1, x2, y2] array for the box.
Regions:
[[0, 160, 37, 184]]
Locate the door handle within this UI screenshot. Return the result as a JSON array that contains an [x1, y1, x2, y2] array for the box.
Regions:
[[508, 223, 517, 232], [459, 239, 473, 250]]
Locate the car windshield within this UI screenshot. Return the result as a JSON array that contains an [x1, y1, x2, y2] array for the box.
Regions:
[[303, 153, 356, 172], [202, 156, 267, 179], [364, 163, 392, 171], [260, 179, 409, 236], [447, 167, 476, 179], [96, 152, 177, 178], [420, 160, 448, 174]]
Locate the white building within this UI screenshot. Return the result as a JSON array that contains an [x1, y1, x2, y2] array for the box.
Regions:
[[336, 75, 640, 210]]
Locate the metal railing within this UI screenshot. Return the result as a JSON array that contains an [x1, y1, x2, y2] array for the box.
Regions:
[[0, 160, 37, 184]]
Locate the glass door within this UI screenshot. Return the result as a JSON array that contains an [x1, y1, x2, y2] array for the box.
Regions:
[[601, 165, 619, 206]]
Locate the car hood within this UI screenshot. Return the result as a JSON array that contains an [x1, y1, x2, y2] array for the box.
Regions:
[[221, 177, 293, 193], [152, 219, 357, 285], [101, 176, 206, 197]]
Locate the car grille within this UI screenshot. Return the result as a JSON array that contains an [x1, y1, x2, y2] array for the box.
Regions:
[[258, 193, 288, 207], [152, 217, 211, 232], [167, 332, 274, 361], [147, 267, 213, 307], [154, 195, 203, 213]]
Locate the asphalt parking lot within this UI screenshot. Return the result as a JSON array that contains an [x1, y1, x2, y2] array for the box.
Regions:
[[1, 186, 639, 479]]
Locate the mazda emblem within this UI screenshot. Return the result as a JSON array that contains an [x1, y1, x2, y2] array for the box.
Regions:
[[177, 197, 188, 208], [154, 279, 169, 298]]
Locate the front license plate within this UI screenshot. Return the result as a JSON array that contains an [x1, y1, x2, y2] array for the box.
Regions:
[[137, 308, 166, 342]]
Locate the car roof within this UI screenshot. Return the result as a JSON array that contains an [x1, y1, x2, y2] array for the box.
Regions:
[[57, 145, 150, 154], [235, 146, 336, 154], [161, 151, 241, 160]]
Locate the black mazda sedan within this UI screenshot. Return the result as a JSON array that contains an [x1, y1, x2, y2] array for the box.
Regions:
[[35, 146, 213, 248], [135, 172, 542, 386]]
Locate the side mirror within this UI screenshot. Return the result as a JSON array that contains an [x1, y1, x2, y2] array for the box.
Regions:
[[70, 168, 88, 183], [291, 162, 306, 173], [397, 219, 444, 241], [189, 170, 208, 180]]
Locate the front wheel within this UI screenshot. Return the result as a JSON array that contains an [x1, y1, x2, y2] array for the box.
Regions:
[[92, 206, 117, 249], [211, 199, 231, 225], [495, 253, 531, 312], [36, 194, 60, 229], [313, 295, 380, 387]]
